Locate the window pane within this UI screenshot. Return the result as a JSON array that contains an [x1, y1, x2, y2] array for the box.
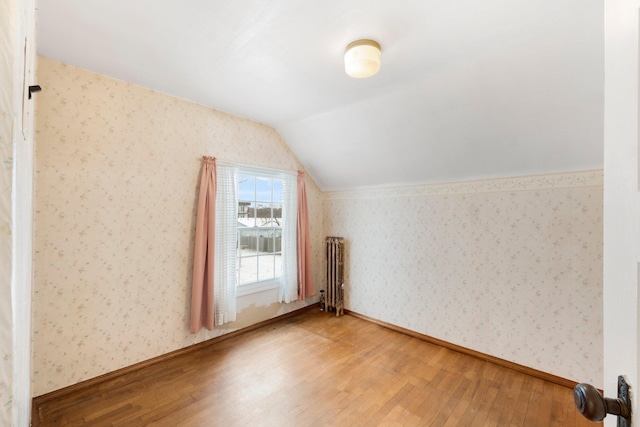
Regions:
[[238, 259, 257, 285], [258, 254, 276, 282], [273, 204, 282, 228], [238, 229, 257, 285], [258, 239, 281, 280], [238, 228, 257, 252], [256, 203, 272, 227], [238, 175, 255, 201], [273, 179, 283, 202], [273, 228, 282, 255], [257, 229, 274, 255], [256, 177, 272, 202], [238, 202, 255, 227]]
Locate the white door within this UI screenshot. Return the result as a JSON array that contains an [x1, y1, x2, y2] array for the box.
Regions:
[[604, 0, 640, 426]]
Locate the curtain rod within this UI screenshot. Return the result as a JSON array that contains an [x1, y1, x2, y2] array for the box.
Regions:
[[214, 158, 298, 177]]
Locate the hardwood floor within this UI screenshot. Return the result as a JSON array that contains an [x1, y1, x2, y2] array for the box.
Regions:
[[34, 309, 599, 426]]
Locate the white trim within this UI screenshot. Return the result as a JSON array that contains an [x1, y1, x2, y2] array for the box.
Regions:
[[323, 169, 603, 200], [237, 279, 280, 297], [220, 161, 297, 178]]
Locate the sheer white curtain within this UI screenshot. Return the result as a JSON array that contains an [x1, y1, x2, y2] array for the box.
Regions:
[[214, 164, 238, 325], [279, 173, 298, 303]]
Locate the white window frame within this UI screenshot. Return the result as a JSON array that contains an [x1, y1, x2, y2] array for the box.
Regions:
[[236, 166, 293, 297]]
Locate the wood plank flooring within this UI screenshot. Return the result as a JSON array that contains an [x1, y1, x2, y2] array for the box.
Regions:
[[34, 310, 599, 426]]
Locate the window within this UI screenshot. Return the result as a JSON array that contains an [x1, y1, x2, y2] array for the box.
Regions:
[[237, 172, 284, 289], [213, 164, 297, 301]]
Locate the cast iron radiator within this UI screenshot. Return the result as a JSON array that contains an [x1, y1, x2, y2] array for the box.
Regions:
[[325, 236, 345, 316]]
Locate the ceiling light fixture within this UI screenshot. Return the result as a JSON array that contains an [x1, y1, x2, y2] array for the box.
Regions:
[[344, 39, 381, 78]]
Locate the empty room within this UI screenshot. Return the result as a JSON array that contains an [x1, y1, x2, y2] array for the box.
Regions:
[[2, 0, 639, 426]]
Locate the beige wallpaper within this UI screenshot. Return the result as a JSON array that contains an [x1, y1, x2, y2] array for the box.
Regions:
[[323, 171, 603, 387], [33, 57, 323, 396]]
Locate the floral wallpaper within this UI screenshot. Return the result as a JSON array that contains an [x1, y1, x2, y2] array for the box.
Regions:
[[323, 171, 603, 387], [33, 57, 323, 396]]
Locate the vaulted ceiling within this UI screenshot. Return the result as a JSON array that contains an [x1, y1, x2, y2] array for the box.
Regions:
[[37, 0, 603, 191]]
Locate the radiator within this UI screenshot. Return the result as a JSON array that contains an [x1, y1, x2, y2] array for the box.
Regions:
[[324, 236, 345, 316]]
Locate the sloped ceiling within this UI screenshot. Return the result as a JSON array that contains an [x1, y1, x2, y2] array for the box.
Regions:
[[37, 0, 603, 191]]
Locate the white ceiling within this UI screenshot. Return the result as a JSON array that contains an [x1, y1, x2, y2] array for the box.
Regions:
[[37, 0, 603, 191]]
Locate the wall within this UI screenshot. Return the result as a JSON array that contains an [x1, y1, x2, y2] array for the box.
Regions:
[[33, 57, 323, 396], [324, 171, 603, 386], [1, 0, 35, 425], [603, 0, 639, 424]]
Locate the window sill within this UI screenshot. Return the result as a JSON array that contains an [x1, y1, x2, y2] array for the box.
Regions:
[[237, 279, 280, 297]]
